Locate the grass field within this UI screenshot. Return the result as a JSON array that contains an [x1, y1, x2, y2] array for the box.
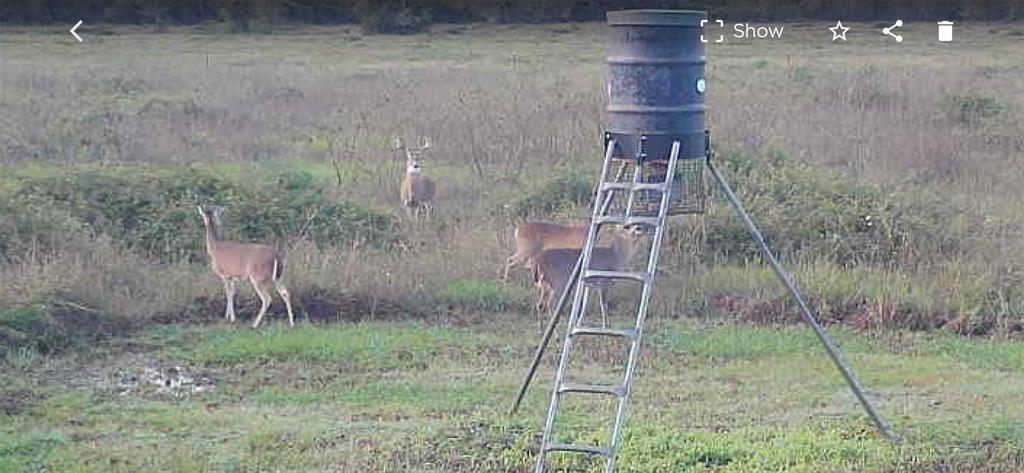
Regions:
[[2, 319, 1023, 471], [1, 21, 1024, 472]]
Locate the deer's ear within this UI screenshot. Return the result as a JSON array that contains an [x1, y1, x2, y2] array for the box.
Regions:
[[196, 205, 204, 216]]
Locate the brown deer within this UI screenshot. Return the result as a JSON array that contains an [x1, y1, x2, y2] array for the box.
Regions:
[[503, 222, 589, 282], [530, 226, 643, 329], [196, 205, 295, 328], [397, 137, 436, 220]]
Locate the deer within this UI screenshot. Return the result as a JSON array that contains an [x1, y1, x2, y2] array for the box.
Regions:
[[502, 222, 589, 282], [397, 137, 436, 220], [530, 226, 644, 330], [196, 205, 295, 329]]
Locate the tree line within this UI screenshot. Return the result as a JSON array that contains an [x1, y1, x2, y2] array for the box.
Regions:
[[1, 0, 1019, 32]]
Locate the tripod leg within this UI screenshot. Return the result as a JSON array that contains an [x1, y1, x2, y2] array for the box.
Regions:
[[706, 159, 898, 444]]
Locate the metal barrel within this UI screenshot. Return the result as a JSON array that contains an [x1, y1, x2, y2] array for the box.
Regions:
[[605, 10, 707, 161]]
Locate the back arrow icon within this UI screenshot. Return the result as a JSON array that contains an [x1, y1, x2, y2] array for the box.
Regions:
[[70, 20, 83, 42]]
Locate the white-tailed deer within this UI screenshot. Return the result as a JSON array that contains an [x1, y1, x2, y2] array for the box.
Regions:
[[397, 137, 436, 220], [530, 226, 643, 329], [197, 205, 295, 328], [503, 222, 588, 282]]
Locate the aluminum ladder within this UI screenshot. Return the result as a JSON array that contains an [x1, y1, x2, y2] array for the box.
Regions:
[[534, 140, 681, 473]]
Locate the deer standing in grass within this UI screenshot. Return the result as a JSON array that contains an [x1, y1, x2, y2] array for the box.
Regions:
[[502, 222, 589, 282], [197, 205, 295, 328], [398, 137, 436, 220], [530, 226, 643, 329]]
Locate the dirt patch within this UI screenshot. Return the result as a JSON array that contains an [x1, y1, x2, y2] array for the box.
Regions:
[[297, 286, 421, 324], [48, 300, 130, 339], [5, 287, 425, 357], [347, 411, 411, 422], [115, 364, 216, 398], [151, 295, 229, 325], [705, 293, 1020, 338], [707, 294, 801, 325], [0, 388, 40, 416], [846, 301, 943, 332], [153, 287, 420, 326]]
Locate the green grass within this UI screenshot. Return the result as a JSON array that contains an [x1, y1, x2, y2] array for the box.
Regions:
[[176, 323, 503, 368], [436, 279, 531, 312], [1, 318, 1022, 472], [616, 422, 897, 472], [652, 323, 871, 360], [919, 335, 1024, 372]]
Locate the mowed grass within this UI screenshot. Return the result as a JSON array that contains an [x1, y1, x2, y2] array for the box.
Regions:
[[175, 323, 506, 367], [2, 317, 1022, 472]]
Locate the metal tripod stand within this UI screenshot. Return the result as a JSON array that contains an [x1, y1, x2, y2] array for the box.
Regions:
[[511, 138, 896, 473]]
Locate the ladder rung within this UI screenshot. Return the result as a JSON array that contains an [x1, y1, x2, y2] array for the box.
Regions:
[[559, 383, 626, 397], [600, 182, 667, 193], [544, 443, 611, 457], [583, 269, 649, 283], [571, 326, 638, 340], [594, 215, 660, 227]]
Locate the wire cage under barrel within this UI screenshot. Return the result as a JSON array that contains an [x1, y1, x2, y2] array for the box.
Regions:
[[608, 154, 706, 216], [638, 157, 705, 215]]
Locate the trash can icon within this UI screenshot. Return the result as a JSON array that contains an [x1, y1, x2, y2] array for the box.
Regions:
[[938, 21, 953, 42]]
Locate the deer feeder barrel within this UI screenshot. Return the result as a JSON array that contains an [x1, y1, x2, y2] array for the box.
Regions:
[[605, 10, 707, 162]]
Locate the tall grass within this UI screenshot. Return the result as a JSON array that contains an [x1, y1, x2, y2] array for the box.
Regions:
[[1, 24, 1023, 356]]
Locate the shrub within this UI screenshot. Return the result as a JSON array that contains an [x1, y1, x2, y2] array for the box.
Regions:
[[700, 150, 964, 267], [229, 169, 399, 252], [9, 166, 399, 262], [0, 191, 91, 263], [501, 170, 592, 221], [0, 305, 72, 354]]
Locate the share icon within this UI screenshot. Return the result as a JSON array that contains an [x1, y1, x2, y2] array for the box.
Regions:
[[882, 19, 903, 43]]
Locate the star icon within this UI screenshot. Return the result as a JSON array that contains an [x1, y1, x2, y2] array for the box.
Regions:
[[829, 20, 850, 41]]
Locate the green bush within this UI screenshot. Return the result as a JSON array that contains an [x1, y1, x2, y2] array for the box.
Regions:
[[0, 192, 91, 263], [0, 305, 71, 355], [702, 150, 964, 266], [8, 166, 399, 262], [501, 170, 592, 221]]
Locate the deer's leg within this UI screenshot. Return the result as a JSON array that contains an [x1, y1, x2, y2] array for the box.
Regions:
[[250, 277, 273, 329], [275, 279, 295, 327], [535, 285, 548, 330], [222, 277, 237, 322], [503, 253, 523, 282]]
